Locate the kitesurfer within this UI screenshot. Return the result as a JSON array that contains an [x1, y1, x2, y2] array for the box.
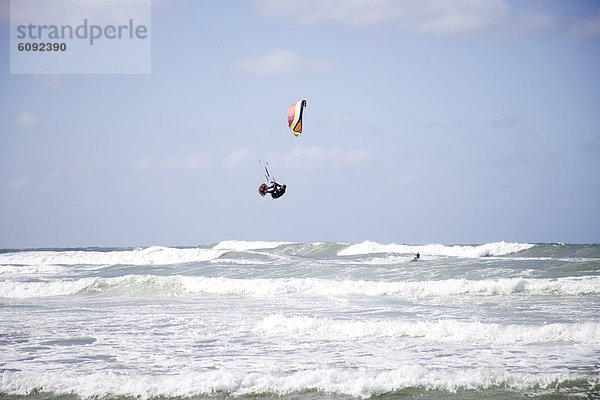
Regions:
[[266, 181, 286, 199], [412, 252, 420, 261]]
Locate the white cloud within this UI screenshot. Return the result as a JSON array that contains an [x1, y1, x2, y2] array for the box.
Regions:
[[251, 0, 509, 35], [1, 162, 104, 193], [231, 48, 335, 78], [133, 153, 214, 173], [13, 112, 40, 129], [133, 147, 367, 174], [280, 145, 368, 170], [221, 148, 257, 171], [571, 11, 600, 38], [134, 148, 258, 173], [2, 177, 30, 192]]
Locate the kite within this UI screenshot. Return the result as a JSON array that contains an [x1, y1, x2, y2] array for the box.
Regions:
[[287, 100, 307, 136]]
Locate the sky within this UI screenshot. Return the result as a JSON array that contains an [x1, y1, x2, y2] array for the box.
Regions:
[[0, 0, 599, 247]]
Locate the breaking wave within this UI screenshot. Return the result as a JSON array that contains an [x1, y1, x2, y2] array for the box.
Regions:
[[0, 368, 594, 399], [212, 240, 293, 251], [338, 241, 535, 257], [256, 314, 600, 344], [2, 275, 599, 299], [0, 241, 539, 268], [0, 246, 226, 266]]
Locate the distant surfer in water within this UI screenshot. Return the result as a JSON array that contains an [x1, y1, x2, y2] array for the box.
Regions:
[[412, 252, 420, 261], [266, 181, 286, 199]]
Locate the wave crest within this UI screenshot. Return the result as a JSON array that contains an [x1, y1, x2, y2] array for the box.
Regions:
[[338, 241, 534, 257], [2, 275, 599, 299], [0, 367, 593, 399], [0, 246, 225, 266], [256, 314, 600, 344]]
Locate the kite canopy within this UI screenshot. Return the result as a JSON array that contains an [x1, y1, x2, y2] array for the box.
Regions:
[[287, 100, 307, 136]]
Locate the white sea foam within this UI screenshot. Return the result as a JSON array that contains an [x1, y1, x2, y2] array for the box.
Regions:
[[0, 278, 97, 299], [1, 244, 597, 400], [212, 240, 293, 251], [182, 276, 600, 298], [255, 314, 600, 344], [0, 367, 586, 399], [0, 264, 67, 275], [0, 246, 225, 266], [338, 241, 535, 257], [0, 242, 533, 268], [2, 275, 599, 299]]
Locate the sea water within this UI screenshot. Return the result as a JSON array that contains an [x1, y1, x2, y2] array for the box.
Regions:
[[0, 241, 599, 399]]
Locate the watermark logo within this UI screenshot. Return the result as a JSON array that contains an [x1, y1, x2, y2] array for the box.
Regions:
[[16, 19, 149, 46], [10, 0, 151, 74]]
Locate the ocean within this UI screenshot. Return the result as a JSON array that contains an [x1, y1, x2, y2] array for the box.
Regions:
[[0, 241, 599, 400]]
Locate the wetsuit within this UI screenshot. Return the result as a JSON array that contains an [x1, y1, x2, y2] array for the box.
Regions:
[[267, 182, 286, 199]]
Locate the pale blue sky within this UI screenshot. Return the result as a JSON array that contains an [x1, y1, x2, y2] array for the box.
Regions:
[[1, 0, 599, 247]]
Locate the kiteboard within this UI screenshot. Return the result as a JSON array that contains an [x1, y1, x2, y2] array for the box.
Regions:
[[258, 183, 268, 197]]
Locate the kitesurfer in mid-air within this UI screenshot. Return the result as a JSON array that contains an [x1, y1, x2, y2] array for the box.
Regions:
[[266, 181, 286, 199]]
